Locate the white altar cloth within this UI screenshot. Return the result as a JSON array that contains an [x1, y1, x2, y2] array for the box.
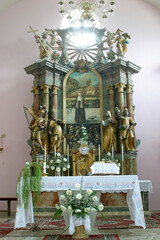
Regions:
[[14, 175, 151, 229]]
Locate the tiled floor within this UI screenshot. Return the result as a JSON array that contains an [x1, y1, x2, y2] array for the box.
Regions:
[[1, 212, 160, 240]]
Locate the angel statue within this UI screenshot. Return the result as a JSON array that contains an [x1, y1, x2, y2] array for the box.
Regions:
[[24, 105, 47, 154], [114, 28, 131, 57]]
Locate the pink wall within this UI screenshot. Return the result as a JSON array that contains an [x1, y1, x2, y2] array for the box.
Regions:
[[0, 0, 159, 211]]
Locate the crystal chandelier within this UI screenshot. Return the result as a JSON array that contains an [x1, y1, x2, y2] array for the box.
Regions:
[[58, 0, 116, 25]]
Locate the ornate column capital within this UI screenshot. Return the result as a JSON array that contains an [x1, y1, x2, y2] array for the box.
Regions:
[[115, 83, 126, 92], [52, 85, 59, 94], [106, 86, 114, 94], [41, 84, 52, 93], [126, 84, 133, 94], [31, 86, 40, 94]]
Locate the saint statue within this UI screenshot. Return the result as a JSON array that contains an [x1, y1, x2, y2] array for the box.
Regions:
[[25, 106, 47, 154], [119, 107, 136, 151], [48, 109, 65, 153], [102, 111, 117, 153]]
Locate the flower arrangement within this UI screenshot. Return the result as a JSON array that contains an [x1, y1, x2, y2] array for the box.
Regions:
[[52, 183, 104, 220], [47, 153, 70, 175], [101, 152, 120, 167], [78, 125, 88, 146]]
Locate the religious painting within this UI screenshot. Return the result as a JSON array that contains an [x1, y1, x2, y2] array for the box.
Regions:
[[63, 69, 103, 151], [64, 69, 103, 124]]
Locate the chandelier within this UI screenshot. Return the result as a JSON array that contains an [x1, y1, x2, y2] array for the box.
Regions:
[[58, 0, 116, 25]]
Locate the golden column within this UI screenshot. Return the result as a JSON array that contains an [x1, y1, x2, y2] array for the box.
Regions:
[[41, 85, 51, 113], [32, 86, 40, 114], [106, 86, 115, 117], [41, 85, 51, 152], [126, 84, 133, 118], [115, 83, 125, 114], [51, 86, 59, 118]]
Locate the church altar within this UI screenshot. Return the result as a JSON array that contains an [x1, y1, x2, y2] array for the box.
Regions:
[[14, 175, 150, 230]]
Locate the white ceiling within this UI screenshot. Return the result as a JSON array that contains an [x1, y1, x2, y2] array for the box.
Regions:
[[0, 0, 160, 14]]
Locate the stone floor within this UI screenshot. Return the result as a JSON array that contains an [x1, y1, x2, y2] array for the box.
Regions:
[[1, 212, 160, 240]]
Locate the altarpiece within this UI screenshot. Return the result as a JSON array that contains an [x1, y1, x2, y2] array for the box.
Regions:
[[24, 20, 144, 211]]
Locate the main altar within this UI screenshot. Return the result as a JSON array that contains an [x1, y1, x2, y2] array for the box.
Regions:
[[22, 0, 151, 216]]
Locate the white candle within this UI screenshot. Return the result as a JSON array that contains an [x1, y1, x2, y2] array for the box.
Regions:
[[44, 144, 46, 162], [121, 143, 124, 161], [121, 143, 124, 175], [98, 144, 100, 161], [54, 145, 56, 157], [67, 145, 69, 176], [112, 144, 114, 158]]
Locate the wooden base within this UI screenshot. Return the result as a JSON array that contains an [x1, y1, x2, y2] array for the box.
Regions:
[[72, 225, 89, 239]]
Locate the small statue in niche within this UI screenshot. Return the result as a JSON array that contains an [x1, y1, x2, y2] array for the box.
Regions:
[[102, 111, 117, 153], [118, 107, 136, 152], [25, 105, 47, 154], [48, 109, 65, 154]]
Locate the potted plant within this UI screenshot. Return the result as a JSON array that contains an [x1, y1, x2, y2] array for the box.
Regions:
[[52, 183, 104, 238]]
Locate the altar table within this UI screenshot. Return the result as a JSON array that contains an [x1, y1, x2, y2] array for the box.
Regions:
[[14, 175, 151, 229]]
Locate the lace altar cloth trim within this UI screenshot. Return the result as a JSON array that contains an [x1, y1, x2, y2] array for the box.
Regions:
[[14, 175, 148, 229]]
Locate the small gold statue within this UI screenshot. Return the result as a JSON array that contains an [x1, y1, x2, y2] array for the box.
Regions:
[[119, 107, 136, 151], [25, 106, 47, 154], [48, 109, 65, 153], [28, 26, 50, 59], [114, 28, 130, 56], [102, 111, 117, 153]]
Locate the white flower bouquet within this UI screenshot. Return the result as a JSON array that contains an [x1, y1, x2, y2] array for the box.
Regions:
[[47, 153, 70, 175], [52, 183, 104, 220]]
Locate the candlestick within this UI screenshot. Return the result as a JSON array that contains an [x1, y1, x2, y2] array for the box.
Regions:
[[112, 144, 114, 158], [98, 144, 100, 161], [67, 145, 69, 161], [43, 161, 46, 176], [67, 145, 69, 176]]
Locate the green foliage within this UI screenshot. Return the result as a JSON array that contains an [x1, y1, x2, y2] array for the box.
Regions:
[[101, 152, 120, 166], [16, 162, 42, 210]]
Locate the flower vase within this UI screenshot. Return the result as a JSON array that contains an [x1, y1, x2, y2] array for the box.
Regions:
[[72, 225, 89, 239], [56, 171, 61, 176]]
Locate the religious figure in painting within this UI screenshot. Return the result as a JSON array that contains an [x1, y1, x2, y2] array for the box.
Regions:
[[119, 107, 136, 151], [75, 93, 86, 123], [48, 109, 65, 153], [102, 111, 117, 153], [25, 105, 47, 154]]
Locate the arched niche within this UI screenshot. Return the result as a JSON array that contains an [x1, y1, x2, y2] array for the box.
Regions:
[[63, 68, 103, 155]]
